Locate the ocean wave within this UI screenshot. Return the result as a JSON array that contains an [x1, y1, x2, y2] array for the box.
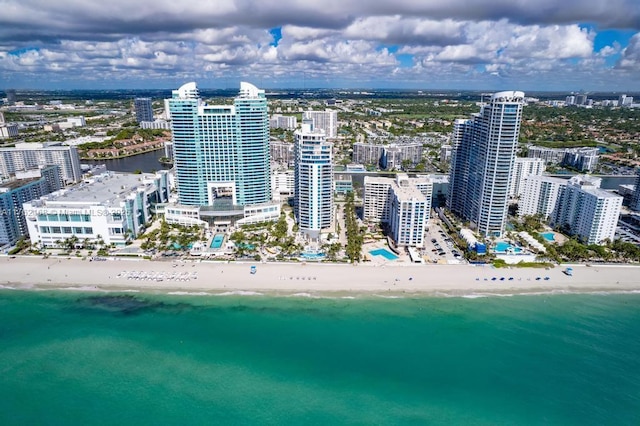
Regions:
[[373, 294, 404, 299], [59, 286, 107, 292], [167, 291, 210, 296], [214, 291, 264, 296], [0, 284, 16, 290], [287, 292, 315, 298]]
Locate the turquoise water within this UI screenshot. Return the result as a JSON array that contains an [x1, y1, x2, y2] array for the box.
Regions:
[[541, 232, 556, 242], [369, 248, 399, 260], [1, 290, 640, 425], [301, 252, 326, 260], [494, 241, 522, 253], [210, 233, 224, 249]]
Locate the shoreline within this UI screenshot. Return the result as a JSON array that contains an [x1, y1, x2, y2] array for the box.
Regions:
[[1, 256, 639, 298]]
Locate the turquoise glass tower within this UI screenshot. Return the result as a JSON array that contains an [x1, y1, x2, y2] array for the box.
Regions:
[[169, 82, 271, 207]]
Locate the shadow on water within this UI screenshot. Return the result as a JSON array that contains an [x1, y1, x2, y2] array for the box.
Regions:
[[75, 294, 192, 316]]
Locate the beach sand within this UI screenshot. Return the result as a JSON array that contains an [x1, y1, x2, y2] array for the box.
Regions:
[[1, 256, 638, 296]]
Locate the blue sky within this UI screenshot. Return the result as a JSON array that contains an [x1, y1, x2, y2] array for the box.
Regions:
[[0, 1, 639, 91]]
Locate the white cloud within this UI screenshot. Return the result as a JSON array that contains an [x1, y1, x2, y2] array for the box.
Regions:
[[0, 1, 638, 89]]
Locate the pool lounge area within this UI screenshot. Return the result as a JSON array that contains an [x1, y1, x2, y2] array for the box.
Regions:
[[369, 248, 399, 260], [493, 242, 523, 254]]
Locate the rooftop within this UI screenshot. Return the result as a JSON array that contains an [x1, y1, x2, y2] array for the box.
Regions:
[[34, 172, 151, 208]]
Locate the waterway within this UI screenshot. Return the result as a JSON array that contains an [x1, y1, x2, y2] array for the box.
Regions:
[[84, 151, 635, 191], [82, 149, 172, 173]]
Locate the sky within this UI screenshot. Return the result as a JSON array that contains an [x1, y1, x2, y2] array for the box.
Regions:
[[1, 0, 640, 92]]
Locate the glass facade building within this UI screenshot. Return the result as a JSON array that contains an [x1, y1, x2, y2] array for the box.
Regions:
[[448, 91, 525, 237], [169, 82, 270, 207]]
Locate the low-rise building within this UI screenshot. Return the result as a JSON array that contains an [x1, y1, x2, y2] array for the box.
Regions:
[[24, 171, 170, 248]]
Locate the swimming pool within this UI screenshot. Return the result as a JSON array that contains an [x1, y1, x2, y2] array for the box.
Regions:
[[210, 234, 225, 249], [301, 252, 326, 260], [494, 242, 522, 254], [369, 248, 399, 260], [540, 232, 555, 242]]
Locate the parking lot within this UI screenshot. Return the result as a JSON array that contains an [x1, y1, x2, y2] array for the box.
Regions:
[[423, 222, 464, 264]]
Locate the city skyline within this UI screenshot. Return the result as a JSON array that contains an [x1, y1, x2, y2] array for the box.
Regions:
[[1, 1, 639, 91]]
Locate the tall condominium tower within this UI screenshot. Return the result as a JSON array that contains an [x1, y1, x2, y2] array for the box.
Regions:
[[448, 91, 525, 237], [134, 98, 154, 123], [551, 175, 622, 244], [294, 121, 333, 239], [169, 82, 270, 207], [302, 110, 338, 138]]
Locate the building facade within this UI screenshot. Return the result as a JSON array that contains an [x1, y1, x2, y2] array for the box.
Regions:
[[134, 98, 154, 123], [364, 174, 432, 247], [0, 166, 62, 246], [551, 175, 622, 244], [302, 110, 338, 138], [24, 171, 169, 248], [0, 142, 82, 184], [448, 91, 525, 237], [518, 175, 568, 219], [510, 157, 545, 198], [169, 82, 271, 207], [389, 179, 428, 247], [269, 115, 298, 130], [294, 121, 333, 239]]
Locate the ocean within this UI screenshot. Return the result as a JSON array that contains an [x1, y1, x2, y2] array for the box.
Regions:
[[1, 290, 639, 425]]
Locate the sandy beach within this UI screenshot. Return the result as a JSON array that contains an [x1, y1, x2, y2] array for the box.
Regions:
[[1, 255, 639, 296]]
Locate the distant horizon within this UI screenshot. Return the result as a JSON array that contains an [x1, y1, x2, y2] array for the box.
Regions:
[[3, 1, 639, 92], [2, 86, 640, 96]]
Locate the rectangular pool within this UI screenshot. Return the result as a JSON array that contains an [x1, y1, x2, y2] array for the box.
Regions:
[[210, 234, 225, 249]]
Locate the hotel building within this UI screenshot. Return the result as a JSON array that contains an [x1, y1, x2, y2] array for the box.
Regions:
[[24, 171, 169, 248], [364, 174, 432, 247], [294, 121, 333, 239], [169, 82, 271, 208], [448, 91, 525, 237], [551, 176, 622, 244], [518, 175, 568, 219]]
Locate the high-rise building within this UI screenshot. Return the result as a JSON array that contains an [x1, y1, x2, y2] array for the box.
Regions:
[[0, 166, 62, 246], [629, 169, 640, 212], [389, 180, 428, 247], [302, 110, 338, 138], [134, 98, 154, 123], [518, 175, 568, 219], [562, 147, 599, 172], [363, 174, 431, 247], [168, 82, 271, 207], [551, 175, 622, 244], [269, 115, 297, 130], [294, 121, 333, 239], [5, 89, 17, 104], [0, 142, 82, 184], [448, 91, 525, 237], [510, 158, 544, 198]]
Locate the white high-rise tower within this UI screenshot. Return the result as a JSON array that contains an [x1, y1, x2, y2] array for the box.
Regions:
[[294, 120, 333, 239], [448, 91, 525, 237]]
